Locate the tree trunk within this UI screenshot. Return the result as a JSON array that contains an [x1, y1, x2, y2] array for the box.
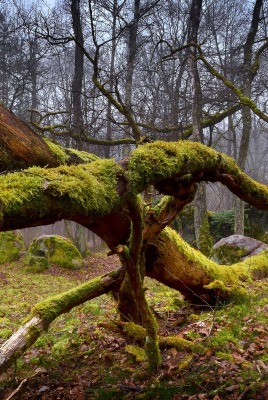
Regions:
[[1, 107, 268, 371], [235, 0, 263, 235], [123, 0, 140, 145], [146, 226, 268, 304], [186, 0, 211, 254], [71, 0, 84, 135], [105, 0, 118, 158], [2, 225, 268, 373]]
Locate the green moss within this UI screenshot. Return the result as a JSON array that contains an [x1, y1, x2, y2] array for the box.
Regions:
[[0, 230, 25, 264], [209, 327, 239, 347], [215, 351, 234, 361], [0, 158, 123, 220], [44, 139, 70, 164], [125, 344, 147, 362], [177, 354, 194, 369], [0, 328, 13, 339], [122, 322, 203, 353], [29, 159, 122, 216], [128, 141, 226, 193], [162, 227, 248, 285], [23, 254, 49, 272], [51, 338, 70, 357], [159, 336, 204, 353], [0, 171, 47, 217], [0, 316, 11, 327], [199, 216, 213, 257], [27, 274, 104, 329], [160, 227, 268, 300], [66, 148, 99, 163], [123, 321, 147, 342], [211, 244, 246, 265]]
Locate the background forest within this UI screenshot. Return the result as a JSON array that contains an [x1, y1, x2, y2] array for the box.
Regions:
[[2, 1, 268, 399], [1, 0, 268, 249]]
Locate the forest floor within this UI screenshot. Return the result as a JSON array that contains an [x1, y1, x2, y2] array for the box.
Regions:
[[1, 252, 268, 399]]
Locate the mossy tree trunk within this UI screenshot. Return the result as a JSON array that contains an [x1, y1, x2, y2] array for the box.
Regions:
[[1, 105, 268, 371], [117, 197, 161, 371], [186, 0, 211, 254]]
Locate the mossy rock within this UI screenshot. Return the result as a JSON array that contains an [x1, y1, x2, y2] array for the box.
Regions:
[[23, 254, 49, 273], [0, 230, 25, 264], [27, 235, 84, 270], [211, 235, 268, 265]]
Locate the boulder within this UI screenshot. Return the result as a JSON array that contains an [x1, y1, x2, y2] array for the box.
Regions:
[[26, 235, 85, 270], [211, 234, 268, 264], [0, 230, 25, 264]]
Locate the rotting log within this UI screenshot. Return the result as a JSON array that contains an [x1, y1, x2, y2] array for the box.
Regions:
[[0, 267, 124, 374]]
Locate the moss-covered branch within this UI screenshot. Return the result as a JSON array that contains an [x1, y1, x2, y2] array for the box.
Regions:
[[115, 103, 241, 138], [0, 267, 124, 373], [198, 50, 268, 124], [146, 227, 268, 304], [0, 140, 268, 236], [118, 197, 161, 371]]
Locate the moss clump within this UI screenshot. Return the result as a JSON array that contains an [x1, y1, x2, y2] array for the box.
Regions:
[[28, 158, 122, 216], [199, 216, 213, 257], [23, 254, 49, 272], [51, 338, 70, 357], [27, 235, 84, 270], [125, 344, 147, 362], [44, 139, 70, 164], [0, 327, 13, 339], [123, 321, 147, 342], [0, 158, 122, 221], [66, 148, 99, 163], [128, 141, 226, 194], [159, 336, 204, 354], [122, 322, 203, 354], [211, 244, 246, 265], [0, 230, 25, 264]]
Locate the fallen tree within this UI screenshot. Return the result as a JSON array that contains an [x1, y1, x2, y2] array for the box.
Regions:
[[1, 106, 268, 371]]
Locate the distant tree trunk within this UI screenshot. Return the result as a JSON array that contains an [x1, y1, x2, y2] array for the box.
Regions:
[[187, 0, 211, 254], [123, 0, 140, 149], [71, 0, 84, 137], [105, 0, 117, 158], [29, 35, 38, 123], [0, 13, 9, 105], [235, 0, 263, 235]]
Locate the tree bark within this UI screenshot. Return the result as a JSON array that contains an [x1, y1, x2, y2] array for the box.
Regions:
[[146, 227, 268, 304], [1, 109, 268, 372], [71, 0, 84, 134], [186, 0, 211, 253], [0, 105, 59, 170], [235, 0, 263, 235], [105, 0, 118, 158], [1, 105, 268, 371]]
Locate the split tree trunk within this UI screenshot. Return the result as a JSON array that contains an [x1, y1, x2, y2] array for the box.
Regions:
[[1, 105, 268, 371]]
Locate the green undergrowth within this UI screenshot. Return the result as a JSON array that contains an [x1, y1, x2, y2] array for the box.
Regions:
[[1, 259, 268, 399]]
